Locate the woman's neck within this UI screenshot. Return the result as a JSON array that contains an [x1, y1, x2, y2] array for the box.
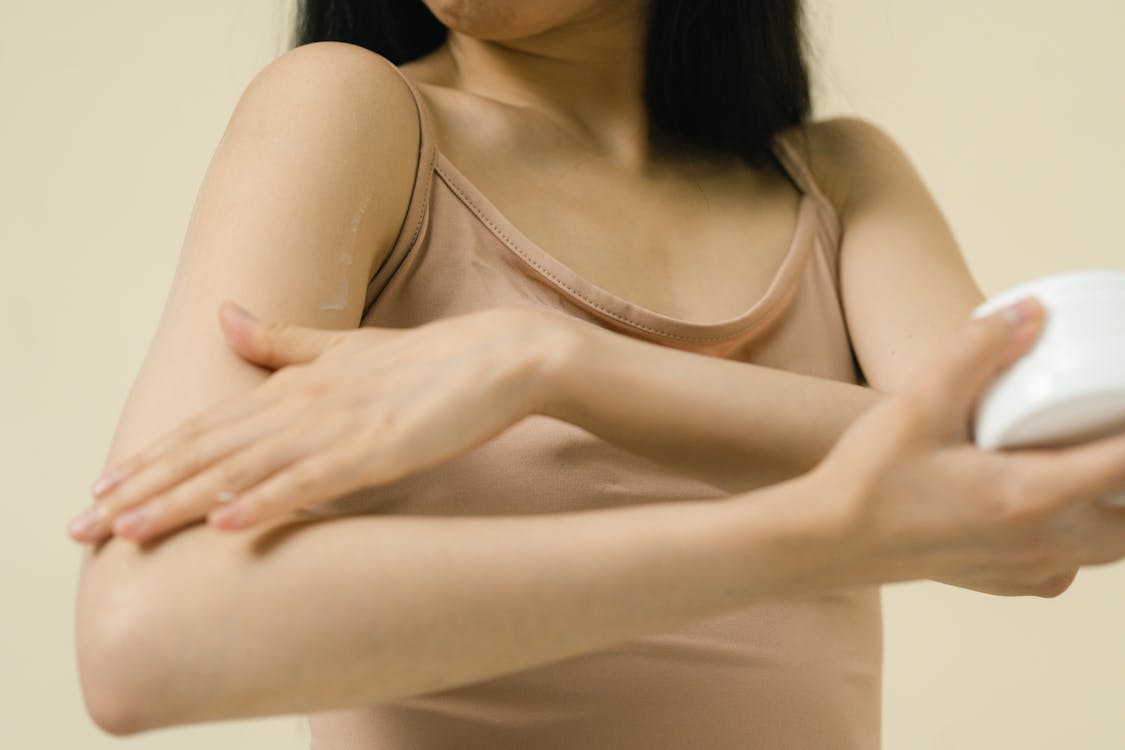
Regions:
[[439, 5, 655, 170]]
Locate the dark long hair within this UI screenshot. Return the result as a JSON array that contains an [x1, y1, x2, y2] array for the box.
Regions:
[[291, 1, 812, 169]]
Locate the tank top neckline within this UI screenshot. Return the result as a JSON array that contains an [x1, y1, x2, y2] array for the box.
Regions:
[[390, 64, 832, 344]]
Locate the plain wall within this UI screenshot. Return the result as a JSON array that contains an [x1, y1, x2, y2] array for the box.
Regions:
[[4, 1, 1122, 747]]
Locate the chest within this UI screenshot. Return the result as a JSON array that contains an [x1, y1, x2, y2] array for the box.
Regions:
[[419, 89, 806, 325]]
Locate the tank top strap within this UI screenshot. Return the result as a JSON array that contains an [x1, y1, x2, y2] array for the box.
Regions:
[[364, 60, 439, 316], [770, 127, 842, 262]]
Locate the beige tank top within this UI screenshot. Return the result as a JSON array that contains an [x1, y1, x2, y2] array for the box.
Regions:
[[305, 63, 882, 750]]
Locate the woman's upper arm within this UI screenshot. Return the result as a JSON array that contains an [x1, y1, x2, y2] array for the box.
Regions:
[[99, 41, 420, 470], [811, 116, 987, 393], [76, 40, 419, 730]]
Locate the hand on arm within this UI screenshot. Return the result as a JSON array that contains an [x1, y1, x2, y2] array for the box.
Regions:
[[72, 47, 1125, 735], [546, 116, 1125, 599], [73, 118, 977, 540], [70, 298, 883, 541], [817, 298, 1125, 595], [805, 117, 1088, 597], [69, 301, 573, 543], [80, 266, 1125, 739], [75, 107, 1101, 605]]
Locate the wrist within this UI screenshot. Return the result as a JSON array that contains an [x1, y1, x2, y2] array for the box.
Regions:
[[802, 458, 906, 588], [522, 310, 597, 420], [725, 468, 872, 597]]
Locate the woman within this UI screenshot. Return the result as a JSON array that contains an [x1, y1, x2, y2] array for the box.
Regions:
[[69, 1, 1125, 747]]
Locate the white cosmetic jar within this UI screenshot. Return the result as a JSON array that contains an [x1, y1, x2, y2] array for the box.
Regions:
[[971, 269, 1125, 505]]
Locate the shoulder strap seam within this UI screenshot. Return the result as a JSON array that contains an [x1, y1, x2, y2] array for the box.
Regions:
[[773, 129, 842, 261]]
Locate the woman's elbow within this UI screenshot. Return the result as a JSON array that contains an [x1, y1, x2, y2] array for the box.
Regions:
[[80, 671, 146, 737], [75, 541, 169, 736]]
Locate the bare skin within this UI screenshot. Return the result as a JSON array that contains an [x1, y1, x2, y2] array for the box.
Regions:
[[398, 3, 807, 326], [73, 0, 1125, 744]]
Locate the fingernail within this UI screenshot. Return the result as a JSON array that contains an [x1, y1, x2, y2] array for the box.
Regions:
[[999, 297, 1040, 328], [114, 507, 151, 536], [208, 504, 247, 529], [91, 469, 122, 497], [68, 507, 103, 538]]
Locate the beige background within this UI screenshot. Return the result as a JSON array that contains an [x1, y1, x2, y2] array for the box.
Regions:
[[4, 0, 1122, 747]]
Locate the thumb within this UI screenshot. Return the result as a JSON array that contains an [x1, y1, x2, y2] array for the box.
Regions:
[[219, 299, 341, 369], [912, 295, 1047, 438]]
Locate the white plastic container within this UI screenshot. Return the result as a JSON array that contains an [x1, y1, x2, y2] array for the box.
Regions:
[[971, 269, 1125, 505]]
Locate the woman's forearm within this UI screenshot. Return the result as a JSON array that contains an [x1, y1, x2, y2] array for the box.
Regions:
[[78, 470, 849, 736], [541, 318, 884, 493]]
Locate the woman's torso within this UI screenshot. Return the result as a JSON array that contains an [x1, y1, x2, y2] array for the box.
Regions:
[[305, 49, 881, 750]]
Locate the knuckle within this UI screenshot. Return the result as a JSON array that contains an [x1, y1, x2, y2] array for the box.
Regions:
[[264, 320, 290, 338], [143, 494, 178, 520], [137, 439, 174, 469], [163, 420, 198, 449], [109, 456, 144, 483], [355, 425, 382, 450], [162, 478, 210, 509], [320, 407, 361, 436], [230, 486, 269, 518], [212, 460, 254, 491], [170, 441, 208, 476], [181, 412, 208, 436], [156, 418, 202, 452], [259, 321, 290, 358], [992, 475, 1027, 525], [995, 463, 1053, 526], [961, 317, 1000, 351], [291, 460, 330, 489], [974, 488, 1012, 532], [134, 494, 185, 529], [939, 330, 974, 370], [360, 408, 394, 436], [963, 318, 993, 344], [948, 324, 995, 373]]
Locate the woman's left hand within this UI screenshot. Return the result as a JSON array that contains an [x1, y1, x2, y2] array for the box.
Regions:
[[67, 300, 577, 543]]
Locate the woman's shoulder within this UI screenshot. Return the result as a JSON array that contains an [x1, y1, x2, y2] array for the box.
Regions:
[[783, 116, 918, 227], [250, 41, 422, 130], [236, 41, 425, 273]]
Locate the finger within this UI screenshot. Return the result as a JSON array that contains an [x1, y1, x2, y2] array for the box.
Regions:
[[219, 299, 344, 368], [111, 411, 357, 540], [69, 399, 296, 542], [87, 385, 282, 502], [910, 296, 1047, 433], [1039, 427, 1125, 505], [207, 438, 373, 531], [1037, 568, 1079, 598]]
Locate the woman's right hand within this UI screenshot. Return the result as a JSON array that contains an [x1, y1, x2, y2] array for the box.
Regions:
[[814, 296, 1125, 597]]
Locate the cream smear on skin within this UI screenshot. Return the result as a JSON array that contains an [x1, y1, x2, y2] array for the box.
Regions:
[[320, 108, 380, 311], [320, 186, 376, 311]]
